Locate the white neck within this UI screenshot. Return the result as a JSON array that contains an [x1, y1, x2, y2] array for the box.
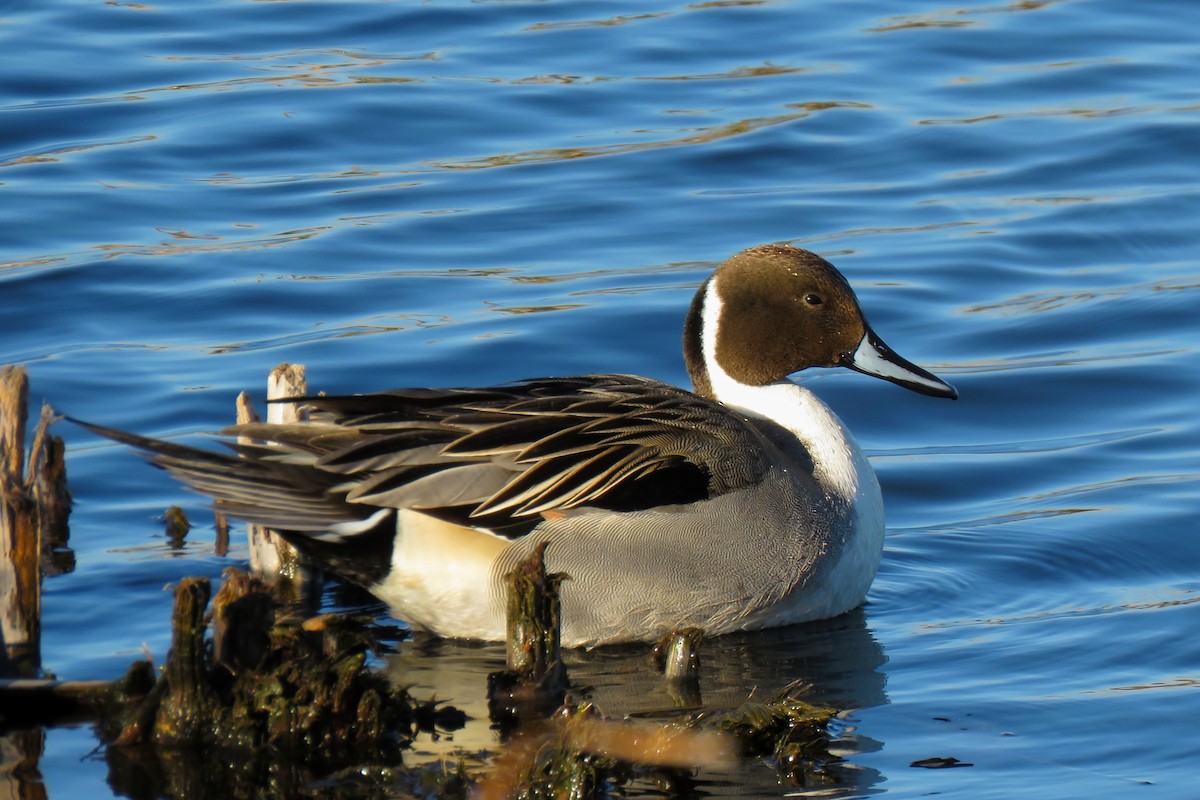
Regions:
[[701, 279, 865, 502]]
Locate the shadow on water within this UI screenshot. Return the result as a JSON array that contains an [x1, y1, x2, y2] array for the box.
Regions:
[[1, 611, 887, 799]]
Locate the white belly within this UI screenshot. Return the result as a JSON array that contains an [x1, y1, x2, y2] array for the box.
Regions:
[[370, 509, 508, 640]]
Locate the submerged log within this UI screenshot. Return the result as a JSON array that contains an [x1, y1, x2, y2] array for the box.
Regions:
[[212, 504, 230, 558], [0, 660, 155, 731], [0, 678, 119, 725]]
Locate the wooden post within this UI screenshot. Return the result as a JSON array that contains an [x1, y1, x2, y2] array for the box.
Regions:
[[241, 364, 320, 602], [212, 392, 261, 556], [211, 567, 272, 674], [153, 577, 218, 744], [27, 404, 72, 577], [487, 542, 568, 726], [654, 627, 704, 707], [2, 368, 74, 676], [505, 541, 565, 681], [1, 366, 39, 675]]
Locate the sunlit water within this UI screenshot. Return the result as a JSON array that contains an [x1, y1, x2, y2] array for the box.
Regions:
[[3, 0, 1198, 797]]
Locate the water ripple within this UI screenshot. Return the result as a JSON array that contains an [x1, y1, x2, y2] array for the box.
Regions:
[[964, 275, 1200, 315], [428, 101, 870, 171], [877, 427, 1160, 459], [0, 134, 156, 168]]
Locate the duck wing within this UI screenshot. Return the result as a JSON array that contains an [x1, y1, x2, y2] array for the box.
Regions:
[[73, 374, 781, 540]]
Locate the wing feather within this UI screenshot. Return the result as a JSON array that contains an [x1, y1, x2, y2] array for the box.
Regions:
[[71, 374, 780, 542], [349, 462, 511, 509]]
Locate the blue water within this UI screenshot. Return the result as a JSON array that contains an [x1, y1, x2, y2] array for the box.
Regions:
[[3, 0, 1199, 796]]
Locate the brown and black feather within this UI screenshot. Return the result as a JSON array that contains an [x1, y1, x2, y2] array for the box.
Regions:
[[70, 374, 780, 546]]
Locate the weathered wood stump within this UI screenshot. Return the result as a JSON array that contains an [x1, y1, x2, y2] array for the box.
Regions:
[[1, 366, 73, 676], [237, 363, 322, 603], [153, 577, 219, 744]]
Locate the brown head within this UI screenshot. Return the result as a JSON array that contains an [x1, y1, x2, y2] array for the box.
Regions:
[[683, 244, 957, 400]]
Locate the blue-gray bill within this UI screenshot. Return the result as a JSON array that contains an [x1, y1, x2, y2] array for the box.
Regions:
[[841, 329, 958, 399]]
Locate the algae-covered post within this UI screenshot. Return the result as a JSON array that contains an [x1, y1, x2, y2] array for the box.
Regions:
[[487, 542, 569, 725], [239, 363, 321, 601], [153, 576, 219, 744], [505, 541, 566, 683]]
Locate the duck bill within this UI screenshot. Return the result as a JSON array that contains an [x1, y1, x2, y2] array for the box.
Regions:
[[842, 329, 958, 399]]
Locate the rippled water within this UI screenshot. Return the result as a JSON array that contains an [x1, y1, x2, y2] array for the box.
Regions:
[[3, 0, 1198, 797]]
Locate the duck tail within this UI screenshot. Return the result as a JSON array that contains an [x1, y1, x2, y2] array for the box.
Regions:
[[65, 416, 368, 535]]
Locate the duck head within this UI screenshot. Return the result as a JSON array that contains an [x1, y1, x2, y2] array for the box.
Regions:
[[683, 244, 958, 401]]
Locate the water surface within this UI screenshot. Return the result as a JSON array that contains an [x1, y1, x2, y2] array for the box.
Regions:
[[2, 0, 1198, 797]]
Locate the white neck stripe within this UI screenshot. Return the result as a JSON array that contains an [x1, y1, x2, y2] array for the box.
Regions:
[[701, 277, 864, 502]]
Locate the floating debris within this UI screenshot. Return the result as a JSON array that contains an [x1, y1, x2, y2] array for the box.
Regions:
[[911, 756, 974, 769], [162, 505, 190, 547]]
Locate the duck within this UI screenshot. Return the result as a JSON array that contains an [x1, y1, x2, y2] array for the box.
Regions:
[[74, 244, 957, 647]]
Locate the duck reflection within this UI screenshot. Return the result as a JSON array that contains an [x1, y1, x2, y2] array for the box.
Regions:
[[386, 609, 887, 796]]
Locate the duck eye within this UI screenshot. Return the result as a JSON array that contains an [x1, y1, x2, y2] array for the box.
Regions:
[[804, 293, 823, 306]]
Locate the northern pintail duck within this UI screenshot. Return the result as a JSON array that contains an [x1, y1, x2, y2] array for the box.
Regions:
[[76, 245, 956, 646]]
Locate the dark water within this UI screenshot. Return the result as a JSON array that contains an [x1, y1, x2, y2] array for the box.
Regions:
[[3, 0, 1198, 797]]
